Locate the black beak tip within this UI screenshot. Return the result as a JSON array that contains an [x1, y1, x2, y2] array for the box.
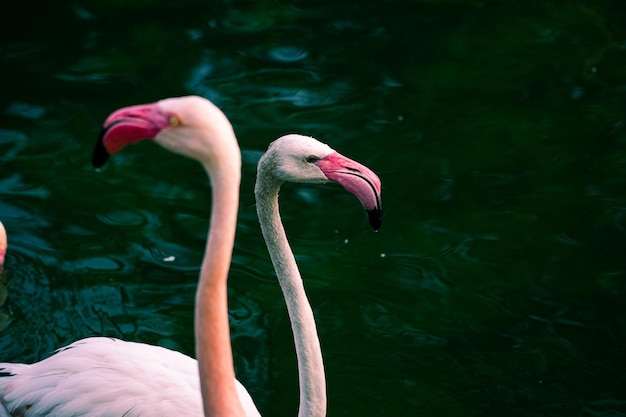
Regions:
[[92, 127, 111, 169], [367, 208, 383, 232]]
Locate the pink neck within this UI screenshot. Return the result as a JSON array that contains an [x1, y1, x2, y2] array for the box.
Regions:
[[195, 162, 246, 417]]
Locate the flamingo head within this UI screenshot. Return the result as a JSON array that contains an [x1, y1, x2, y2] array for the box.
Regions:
[[260, 134, 383, 231], [93, 95, 239, 170], [0, 221, 6, 267]]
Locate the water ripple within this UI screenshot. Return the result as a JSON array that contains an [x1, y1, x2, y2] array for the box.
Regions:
[[0, 173, 50, 199], [96, 209, 157, 227], [220, 12, 267, 31], [265, 46, 309, 64], [0, 130, 28, 161], [5, 102, 46, 119], [1, 42, 46, 62]]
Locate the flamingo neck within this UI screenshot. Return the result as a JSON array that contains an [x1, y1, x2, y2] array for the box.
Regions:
[[195, 155, 246, 417], [255, 169, 327, 417]]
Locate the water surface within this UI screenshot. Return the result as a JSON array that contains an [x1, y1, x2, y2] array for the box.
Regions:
[[1, 1, 626, 416]]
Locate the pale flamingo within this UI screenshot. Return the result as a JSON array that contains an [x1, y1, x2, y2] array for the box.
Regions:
[[0, 96, 382, 417]]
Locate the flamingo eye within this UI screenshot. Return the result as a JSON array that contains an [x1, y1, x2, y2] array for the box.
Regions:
[[305, 155, 319, 163], [169, 117, 181, 127]]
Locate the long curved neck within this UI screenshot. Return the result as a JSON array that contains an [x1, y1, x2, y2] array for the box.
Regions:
[[255, 168, 327, 417], [195, 153, 246, 417]]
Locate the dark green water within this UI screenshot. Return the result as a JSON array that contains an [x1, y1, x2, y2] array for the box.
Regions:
[[2, 0, 626, 416]]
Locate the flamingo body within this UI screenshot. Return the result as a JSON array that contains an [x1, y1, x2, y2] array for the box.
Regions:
[[0, 221, 6, 267], [0, 337, 259, 417]]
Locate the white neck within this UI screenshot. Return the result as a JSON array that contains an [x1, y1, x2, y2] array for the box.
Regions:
[[255, 166, 327, 417]]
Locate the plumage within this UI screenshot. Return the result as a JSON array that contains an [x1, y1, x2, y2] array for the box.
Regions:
[[0, 338, 258, 416], [0, 96, 382, 417], [0, 221, 6, 268]]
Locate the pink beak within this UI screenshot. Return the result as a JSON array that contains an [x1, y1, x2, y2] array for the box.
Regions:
[[316, 152, 383, 231], [92, 102, 170, 168]]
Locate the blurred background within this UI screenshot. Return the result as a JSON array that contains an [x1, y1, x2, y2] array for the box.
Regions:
[[1, 0, 626, 415]]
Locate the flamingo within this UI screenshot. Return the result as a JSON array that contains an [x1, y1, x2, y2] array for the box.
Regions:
[[0, 221, 6, 270], [0, 96, 382, 417]]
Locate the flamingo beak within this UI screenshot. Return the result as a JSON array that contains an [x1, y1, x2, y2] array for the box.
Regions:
[[316, 152, 383, 231], [92, 102, 170, 168]]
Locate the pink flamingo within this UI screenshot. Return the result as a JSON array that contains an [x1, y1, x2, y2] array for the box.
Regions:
[[0, 221, 6, 269], [0, 96, 382, 417]]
